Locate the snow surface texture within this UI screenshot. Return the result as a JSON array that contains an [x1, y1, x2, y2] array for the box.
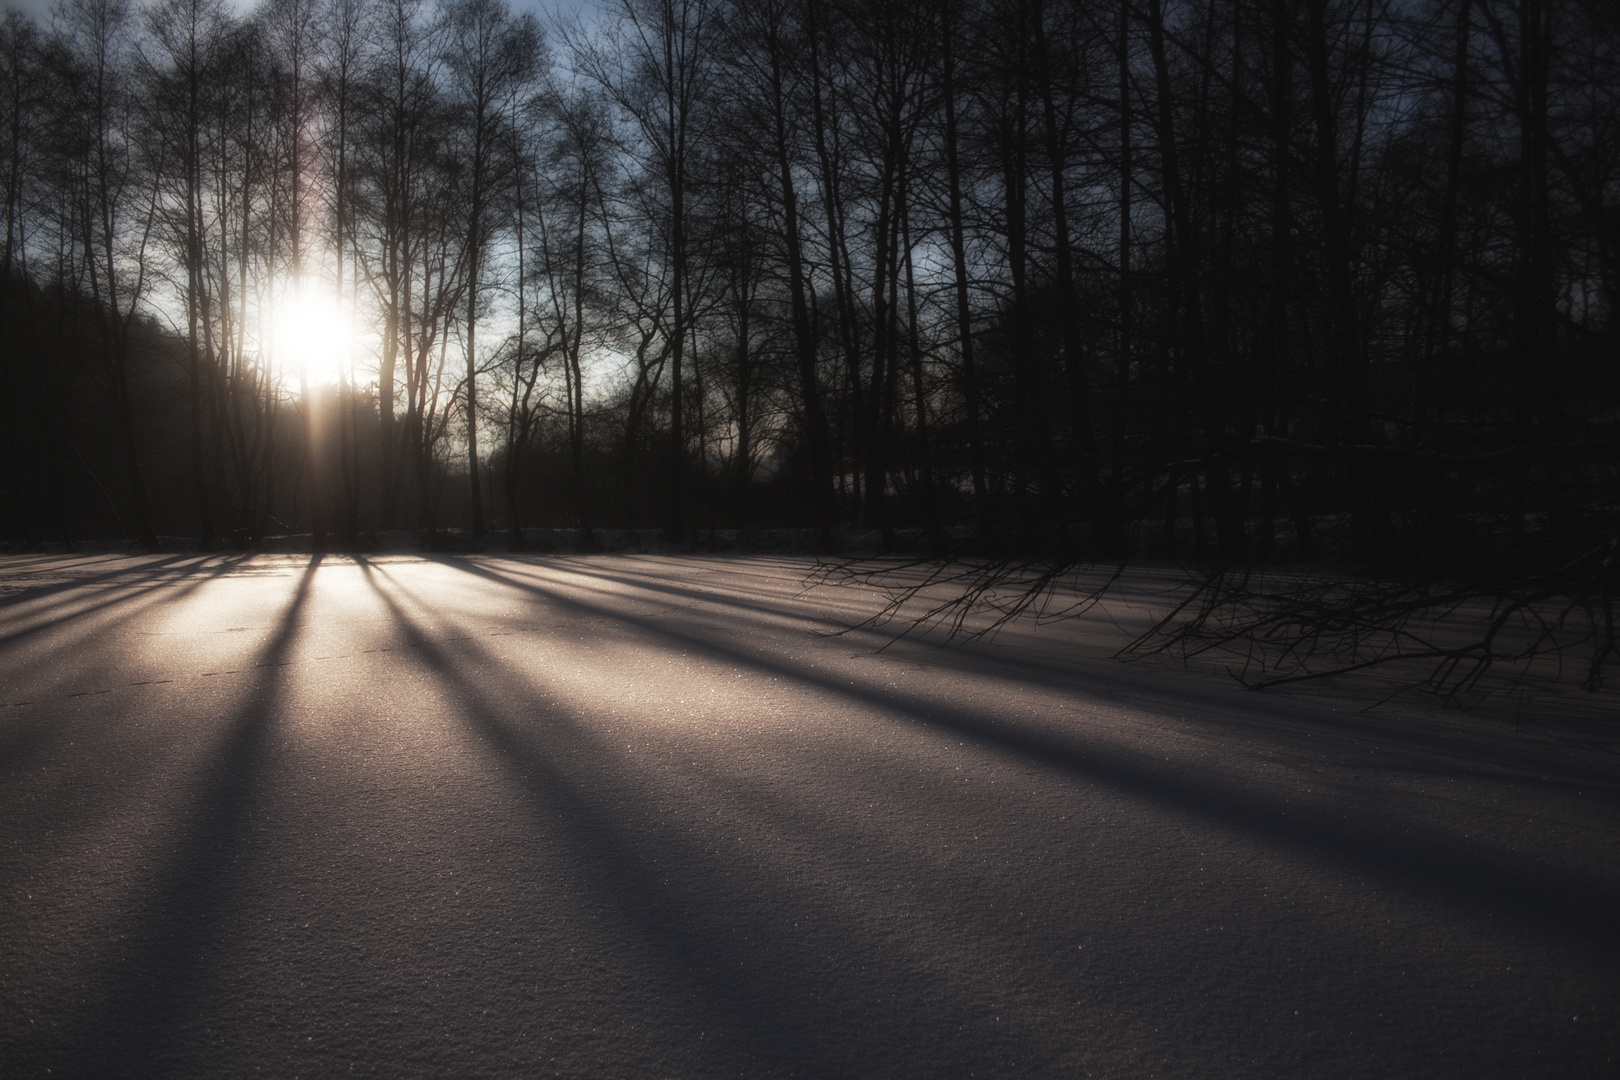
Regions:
[[0, 553, 1615, 1078]]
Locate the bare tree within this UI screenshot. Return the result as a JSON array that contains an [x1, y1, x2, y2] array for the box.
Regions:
[[571, 0, 716, 543], [61, 0, 162, 551], [440, 0, 541, 542]]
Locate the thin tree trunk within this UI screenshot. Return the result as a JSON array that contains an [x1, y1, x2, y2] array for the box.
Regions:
[[939, 0, 987, 545]]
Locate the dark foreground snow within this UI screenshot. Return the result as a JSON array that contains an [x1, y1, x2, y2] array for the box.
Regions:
[[1, 554, 1615, 1078]]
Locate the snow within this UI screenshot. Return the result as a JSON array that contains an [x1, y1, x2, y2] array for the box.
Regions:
[[1, 553, 1616, 1077]]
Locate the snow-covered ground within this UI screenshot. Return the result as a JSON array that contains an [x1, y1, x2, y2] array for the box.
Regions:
[[1, 554, 1616, 1077]]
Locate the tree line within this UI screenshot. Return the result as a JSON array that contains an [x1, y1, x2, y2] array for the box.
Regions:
[[2, 0, 1615, 574]]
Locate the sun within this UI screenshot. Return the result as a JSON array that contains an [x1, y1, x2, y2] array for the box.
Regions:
[[270, 290, 357, 388]]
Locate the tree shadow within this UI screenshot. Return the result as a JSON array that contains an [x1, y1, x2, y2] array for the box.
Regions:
[[0, 554, 227, 607], [55, 556, 323, 1076], [0, 554, 253, 650], [430, 555, 1620, 956], [474, 554, 1620, 789], [490, 553, 1620, 791], [355, 556, 1019, 1078], [0, 555, 263, 784]]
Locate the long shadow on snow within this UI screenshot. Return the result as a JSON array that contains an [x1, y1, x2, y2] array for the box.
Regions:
[[0, 554, 202, 604], [0, 554, 252, 650], [435, 555, 1620, 956], [931, 639, 1620, 797], [0, 556, 267, 795], [479, 555, 1620, 803], [0, 553, 236, 610], [482, 557, 1620, 793], [488, 556, 854, 630], [357, 558, 1007, 1079], [53, 557, 321, 1077]]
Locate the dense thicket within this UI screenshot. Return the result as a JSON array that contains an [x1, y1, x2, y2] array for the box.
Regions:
[[2, 0, 1615, 573]]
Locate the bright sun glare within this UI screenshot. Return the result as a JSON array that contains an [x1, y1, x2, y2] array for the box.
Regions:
[[271, 292, 356, 388]]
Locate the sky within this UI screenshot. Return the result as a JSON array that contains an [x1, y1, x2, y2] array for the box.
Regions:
[[3, 0, 58, 22], [2, 0, 600, 31]]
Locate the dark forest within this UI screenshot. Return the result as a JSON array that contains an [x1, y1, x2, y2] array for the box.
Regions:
[[2, 0, 1615, 579]]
